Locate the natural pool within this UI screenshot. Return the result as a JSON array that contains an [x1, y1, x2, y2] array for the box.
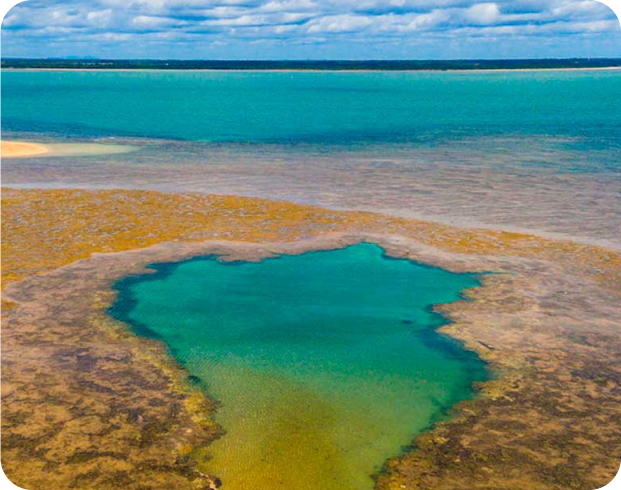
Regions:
[[109, 243, 488, 490]]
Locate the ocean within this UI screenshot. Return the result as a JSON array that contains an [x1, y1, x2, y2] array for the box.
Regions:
[[3, 69, 620, 248]]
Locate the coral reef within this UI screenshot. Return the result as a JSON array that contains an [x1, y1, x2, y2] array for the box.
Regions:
[[2, 187, 620, 489]]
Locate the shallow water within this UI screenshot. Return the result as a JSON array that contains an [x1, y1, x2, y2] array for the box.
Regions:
[[110, 244, 487, 490], [43, 142, 138, 157], [2, 69, 620, 247]]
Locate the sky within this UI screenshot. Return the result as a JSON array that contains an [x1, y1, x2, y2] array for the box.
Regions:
[[1, 0, 620, 59]]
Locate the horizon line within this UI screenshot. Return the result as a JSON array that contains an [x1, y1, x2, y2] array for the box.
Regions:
[[4, 56, 621, 61]]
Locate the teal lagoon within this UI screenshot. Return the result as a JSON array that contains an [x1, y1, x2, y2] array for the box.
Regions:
[[109, 243, 488, 490]]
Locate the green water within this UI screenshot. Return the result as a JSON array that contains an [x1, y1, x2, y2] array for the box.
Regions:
[[110, 244, 487, 490]]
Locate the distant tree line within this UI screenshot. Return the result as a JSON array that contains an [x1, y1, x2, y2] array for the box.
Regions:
[[2, 58, 621, 71]]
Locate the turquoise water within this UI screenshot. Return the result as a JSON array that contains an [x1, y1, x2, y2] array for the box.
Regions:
[[110, 244, 487, 490], [3, 70, 621, 152]]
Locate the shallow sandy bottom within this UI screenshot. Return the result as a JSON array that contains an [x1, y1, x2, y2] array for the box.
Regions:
[[3, 135, 619, 250], [1, 188, 620, 490], [41, 142, 139, 157]]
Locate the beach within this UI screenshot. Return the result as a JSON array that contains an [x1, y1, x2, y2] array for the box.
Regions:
[[2, 187, 620, 489]]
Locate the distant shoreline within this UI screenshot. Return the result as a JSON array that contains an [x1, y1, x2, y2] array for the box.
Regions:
[[3, 58, 621, 72], [4, 67, 621, 74]]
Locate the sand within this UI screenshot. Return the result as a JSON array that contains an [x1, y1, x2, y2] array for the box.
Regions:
[[1, 140, 140, 160], [1, 141, 50, 158]]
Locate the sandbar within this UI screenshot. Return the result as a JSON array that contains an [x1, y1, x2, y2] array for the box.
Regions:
[[1, 141, 50, 158], [1, 140, 139, 159]]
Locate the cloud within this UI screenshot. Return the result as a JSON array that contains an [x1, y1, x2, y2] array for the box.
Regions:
[[1, 0, 620, 58], [307, 15, 373, 33], [464, 3, 500, 25]]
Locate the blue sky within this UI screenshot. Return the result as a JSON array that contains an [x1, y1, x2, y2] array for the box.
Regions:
[[2, 0, 620, 59]]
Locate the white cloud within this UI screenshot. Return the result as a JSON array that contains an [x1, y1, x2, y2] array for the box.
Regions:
[[133, 15, 187, 29], [307, 14, 373, 33], [403, 10, 451, 31], [261, 0, 317, 13], [464, 3, 501, 24]]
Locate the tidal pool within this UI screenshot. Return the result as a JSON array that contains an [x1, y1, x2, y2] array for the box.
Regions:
[[110, 243, 487, 490]]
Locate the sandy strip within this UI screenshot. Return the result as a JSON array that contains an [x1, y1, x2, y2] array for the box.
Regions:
[[1, 141, 50, 158], [1, 140, 139, 159]]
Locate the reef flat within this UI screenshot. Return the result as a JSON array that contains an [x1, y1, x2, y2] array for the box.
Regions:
[[2, 187, 620, 489]]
